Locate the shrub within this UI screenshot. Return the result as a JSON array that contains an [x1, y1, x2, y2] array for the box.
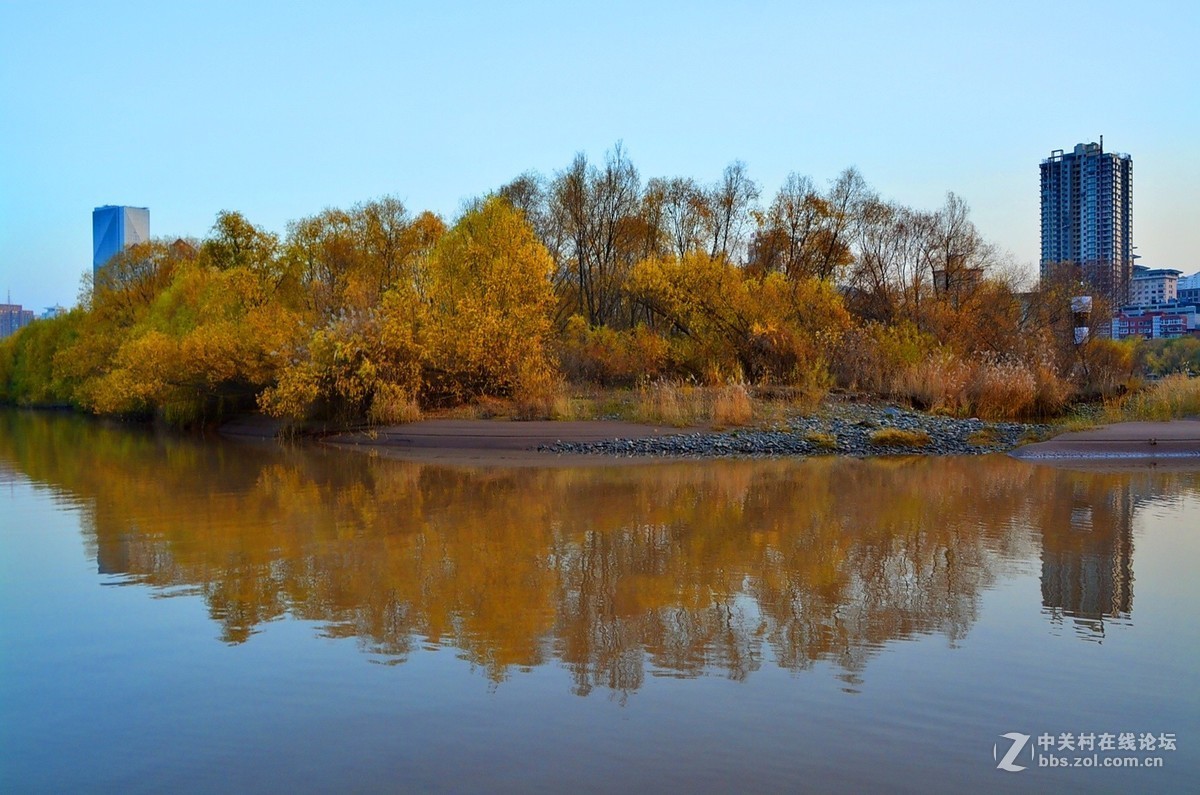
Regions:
[[629, 255, 848, 388], [893, 350, 971, 414], [0, 311, 82, 406], [805, 431, 838, 450], [833, 321, 932, 394], [966, 358, 1036, 420], [513, 364, 561, 420], [558, 317, 670, 385], [1078, 337, 1143, 399], [1144, 337, 1200, 377], [787, 358, 834, 413], [966, 428, 999, 446], [870, 428, 930, 448]]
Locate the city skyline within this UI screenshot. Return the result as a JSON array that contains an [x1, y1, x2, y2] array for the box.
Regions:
[[2, 1, 1198, 310]]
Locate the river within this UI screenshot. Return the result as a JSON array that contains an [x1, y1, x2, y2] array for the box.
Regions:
[[1, 410, 1197, 793]]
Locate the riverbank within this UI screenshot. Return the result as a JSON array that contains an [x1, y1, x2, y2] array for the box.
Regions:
[[1011, 419, 1200, 461], [312, 403, 1056, 460], [23, 403, 1199, 463], [539, 403, 1054, 458], [319, 419, 704, 464]]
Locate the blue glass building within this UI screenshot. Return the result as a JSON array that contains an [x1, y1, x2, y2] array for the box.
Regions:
[[92, 205, 150, 280]]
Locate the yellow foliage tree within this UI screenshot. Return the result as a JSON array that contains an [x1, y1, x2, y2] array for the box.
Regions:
[[419, 196, 557, 404], [86, 260, 307, 424], [262, 197, 557, 422], [630, 253, 849, 389]]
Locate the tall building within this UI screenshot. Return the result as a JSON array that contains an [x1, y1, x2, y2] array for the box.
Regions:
[[1, 303, 36, 339], [1039, 141, 1133, 305], [93, 205, 150, 280]]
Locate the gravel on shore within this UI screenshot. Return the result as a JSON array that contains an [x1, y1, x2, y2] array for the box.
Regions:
[[539, 404, 1054, 459]]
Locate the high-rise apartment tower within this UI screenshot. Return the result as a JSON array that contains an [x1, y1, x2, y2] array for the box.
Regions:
[[93, 205, 150, 280], [1040, 142, 1132, 305]]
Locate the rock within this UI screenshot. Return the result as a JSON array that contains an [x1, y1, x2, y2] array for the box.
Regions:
[[540, 403, 1057, 461]]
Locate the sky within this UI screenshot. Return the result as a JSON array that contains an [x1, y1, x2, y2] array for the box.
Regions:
[[2, 0, 1198, 311]]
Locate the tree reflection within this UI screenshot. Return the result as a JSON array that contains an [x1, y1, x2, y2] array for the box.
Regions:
[[3, 410, 1196, 693]]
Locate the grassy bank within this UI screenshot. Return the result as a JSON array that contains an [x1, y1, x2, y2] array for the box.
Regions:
[[412, 373, 1200, 432]]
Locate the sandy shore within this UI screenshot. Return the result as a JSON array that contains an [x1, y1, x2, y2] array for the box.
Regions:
[[327, 419, 700, 448], [221, 414, 1200, 467], [319, 419, 704, 465], [1011, 420, 1200, 461]]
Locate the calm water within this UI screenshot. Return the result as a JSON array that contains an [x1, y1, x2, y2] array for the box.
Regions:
[[1, 410, 1198, 793]]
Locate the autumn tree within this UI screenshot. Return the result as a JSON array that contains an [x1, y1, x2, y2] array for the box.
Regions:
[[630, 253, 849, 389], [85, 242, 307, 423], [706, 160, 759, 262], [50, 238, 201, 410], [284, 207, 359, 317], [748, 173, 827, 279], [281, 197, 441, 319], [548, 144, 643, 327], [847, 198, 914, 323], [815, 167, 869, 280], [203, 211, 279, 272], [91, 238, 195, 325], [420, 196, 557, 403], [0, 309, 83, 406], [846, 190, 999, 330], [262, 197, 556, 422], [657, 176, 710, 260]]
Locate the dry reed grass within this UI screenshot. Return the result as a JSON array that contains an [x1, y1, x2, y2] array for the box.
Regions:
[[1112, 374, 1200, 421], [894, 352, 971, 415], [967, 360, 1036, 420], [633, 381, 759, 428], [636, 381, 704, 427], [966, 428, 999, 446], [806, 431, 838, 450], [870, 428, 931, 448], [711, 384, 753, 428], [369, 385, 422, 425], [893, 352, 1071, 421]]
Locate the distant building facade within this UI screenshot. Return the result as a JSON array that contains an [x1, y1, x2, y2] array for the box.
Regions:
[[1111, 308, 1196, 340], [1178, 272, 1200, 305], [1040, 141, 1133, 306], [1128, 266, 1182, 307], [93, 205, 149, 280], [1110, 266, 1200, 340], [1, 303, 36, 339]]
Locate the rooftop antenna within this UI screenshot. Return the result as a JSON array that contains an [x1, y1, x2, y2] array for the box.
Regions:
[[1100, 134, 1104, 153]]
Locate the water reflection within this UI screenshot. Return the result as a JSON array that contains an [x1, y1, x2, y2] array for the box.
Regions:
[[3, 410, 1198, 693], [1037, 473, 1174, 641]]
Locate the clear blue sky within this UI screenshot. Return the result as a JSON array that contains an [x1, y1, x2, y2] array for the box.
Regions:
[[2, 0, 1197, 310]]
